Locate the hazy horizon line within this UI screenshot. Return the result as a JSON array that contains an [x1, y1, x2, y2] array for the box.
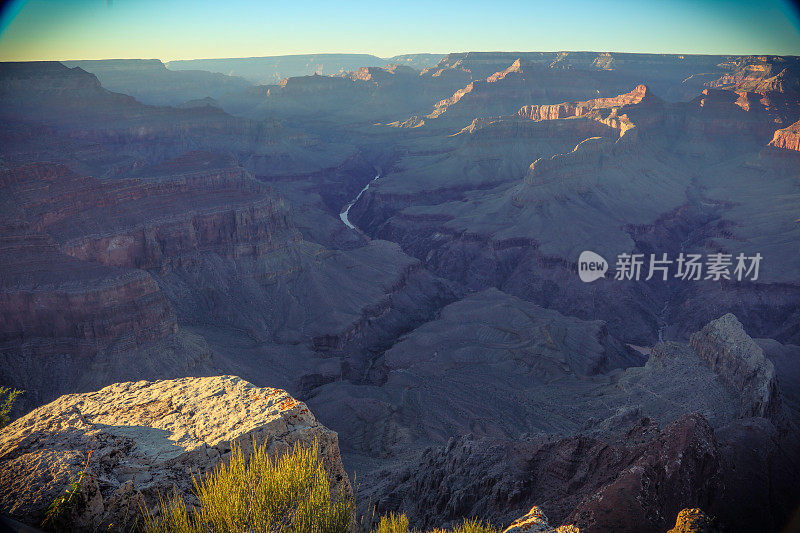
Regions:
[[5, 49, 800, 64]]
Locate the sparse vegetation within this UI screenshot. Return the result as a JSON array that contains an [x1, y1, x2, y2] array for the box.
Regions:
[[0, 386, 23, 428], [142, 440, 499, 533], [41, 450, 93, 531], [143, 439, 353, 533], [427, 520, 499, 533], [369, 512, 499, 533], [372, 512, 410, 533]]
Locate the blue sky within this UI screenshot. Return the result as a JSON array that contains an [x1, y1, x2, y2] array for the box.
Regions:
[[0, 0, 799, 61]]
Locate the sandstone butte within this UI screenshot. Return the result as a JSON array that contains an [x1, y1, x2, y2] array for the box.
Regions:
[[0, 376, 351, 532]]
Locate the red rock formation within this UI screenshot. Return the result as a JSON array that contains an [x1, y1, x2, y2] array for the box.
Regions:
[[768, 119, 800, 151], [706, 56, 800, 94], [456, 85, 656, 142], [517, 84, 654, 122], [426, 59, 634, 124], [703, 56, 800, 125]]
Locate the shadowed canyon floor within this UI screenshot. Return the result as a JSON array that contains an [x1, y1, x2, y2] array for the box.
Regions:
[[1, 52, 799, 531]]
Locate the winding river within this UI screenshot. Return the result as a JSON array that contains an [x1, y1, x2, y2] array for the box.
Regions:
[[339, 174, 380, 230]]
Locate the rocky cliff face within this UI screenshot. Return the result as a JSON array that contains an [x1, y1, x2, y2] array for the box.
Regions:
[[360, 313, 799, 532], [707, 56, 800, 94], [424, 58, 635, 128], [3, 155, 298, 271], [369, 414, 721, 532], [690, 314, 781, 420], [567, 414, 720, 533], [768, 119, 800, 151], [0, 152, 305, 410], [420, 52, 728, 95], [517, 84, 655, 124], [0, 218, 189, 410], [0, 376, 351, 531], [703, 56, 800, 127]]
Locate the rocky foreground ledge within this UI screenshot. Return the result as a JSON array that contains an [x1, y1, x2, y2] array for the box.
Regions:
[[0, 376, 351, 531]]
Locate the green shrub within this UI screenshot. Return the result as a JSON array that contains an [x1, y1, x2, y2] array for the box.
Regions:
[[0, 386, 22, 428], [143, 439, 353, 533]]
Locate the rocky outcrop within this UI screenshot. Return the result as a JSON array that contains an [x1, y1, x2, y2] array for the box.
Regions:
[[768, 119, 800, 151], [567, 414, 720, 533], [666, 508, 719, 533], [702, 56, 800, 126], [368, 414, 722, 532], [517, 84, 654, 123], [0, 376, 351, 531], [690, 314, 781, 420], [706, 56, 800, 94], [347, 65, 417, 83], [503, 506, 579, 533]]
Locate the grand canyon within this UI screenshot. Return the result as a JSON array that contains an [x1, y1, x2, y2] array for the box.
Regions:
[[1, 25, 800, 533]]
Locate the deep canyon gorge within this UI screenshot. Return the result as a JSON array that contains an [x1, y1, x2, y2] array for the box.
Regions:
[[1, 51, 799, 532]]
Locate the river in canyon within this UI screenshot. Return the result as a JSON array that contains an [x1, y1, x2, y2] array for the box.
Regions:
[[340, 174, 380, 230]]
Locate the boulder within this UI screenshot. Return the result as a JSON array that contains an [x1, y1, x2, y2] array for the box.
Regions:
[[0, 375, 351, 531]]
